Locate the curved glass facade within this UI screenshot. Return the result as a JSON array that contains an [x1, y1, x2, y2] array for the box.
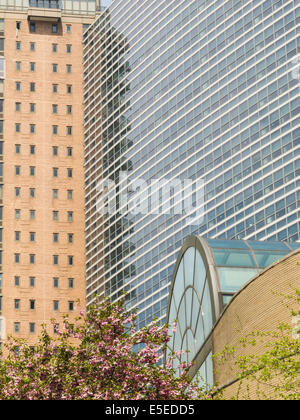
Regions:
[[83, 1, 300, 329], [166, 236, 300, 382]]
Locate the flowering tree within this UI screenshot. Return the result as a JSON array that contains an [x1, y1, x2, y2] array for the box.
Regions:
[[0, 298, 210, 400]]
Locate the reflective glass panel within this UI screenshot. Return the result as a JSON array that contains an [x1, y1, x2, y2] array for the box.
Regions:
[[201, 280, 213, 338], [185, 286, 193, 327], [177, 298, 186, 335], [247, 240, 290, 251], [173, 259, 184, 308], [212, 249, 256, 267], [184, 247, 195, 288], [206, 239, 249, 249], [194, 250, 206, 298], [194, 313, 205, 350], [218, 267, 259, 293], [253, 250, 288, 268]]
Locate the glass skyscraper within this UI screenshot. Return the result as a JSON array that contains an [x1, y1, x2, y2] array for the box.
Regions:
[[83, 0, 300, 328]]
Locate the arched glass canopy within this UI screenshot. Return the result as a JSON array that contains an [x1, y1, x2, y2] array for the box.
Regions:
[[166, 236, 300, 383]]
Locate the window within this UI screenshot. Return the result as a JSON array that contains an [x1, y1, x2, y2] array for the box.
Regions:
[[30, 82, 35, 92], [52, 146, 58, 156], [16, 41, 21, 50], [52, 24, 58, 33], [68, 233, 73, 243], [67, 168, 73, 178], [53, 167, 58, 177], [29, 22, 35, 33], [15, 165, 21, 175], [29, 254, 35, 264], [53, 277, 59, 288], [15, 102, 21, 111], [52, 43, 57, 52], [14, 253, 20, 264], [29, 209, 35, 220], [30, 42, 35, 51], [16, 81, 21, 91], [16, 21, 21, 30], [53, 233, 59, 243], [52, 84, 58, 93], [67, 211, 73, 222], [53, 300, 59, 311], [14, 276, 20, 287], [52, 104, 58, 114], [30, 145, 35, 154], [30, 62, 35, 72], [53, 255, 58, 265], [52, 63, 58, 73], [29, 277, 35, 287], [66, 84, 72, 94], [67, 190, 73, 200], [29, 299, 35, 310], [66, 64, 72, 73], [53, 189, 58, 199], [29, 232, 35, 242], [68, 301, 74, 311], [15, 209, 21, 219], [29, 188, 35, 198], [68, 255, 73, 266], [15, 144, 21, 154], [30, 166, 35, 176], [30, 124, 35, 134], [16, 61, 21, 71], [67, 126, 72, 135], [14, 322, 20, 333], [14, 299, 20, 310], [15, 187, 20, 197], [66, 24, 71, 33], [30, 103, 35, 112], [67, 105, 72, 114], [52, 125, 58, 135], [66, 44, 71, 53], [68, 278, 74, 288], [29, 323, 35, 333], [15, 231, 20, 241], [53, 210, 58, 221], [15, 123, 20, 133], [67, 147, 72, 156]]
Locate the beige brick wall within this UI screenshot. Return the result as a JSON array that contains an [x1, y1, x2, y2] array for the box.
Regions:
[[0, 13, 92, 349], [212, 250, 300, 399]]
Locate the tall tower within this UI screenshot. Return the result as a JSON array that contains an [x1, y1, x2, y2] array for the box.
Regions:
[[0, 0, 95, 352], [83, 1, 300, 330]]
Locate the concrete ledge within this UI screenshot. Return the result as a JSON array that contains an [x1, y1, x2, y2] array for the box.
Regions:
[[28, 7, 61, 21]]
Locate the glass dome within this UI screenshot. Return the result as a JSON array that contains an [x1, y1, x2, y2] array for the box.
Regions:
[[166, 236, 300, 383]]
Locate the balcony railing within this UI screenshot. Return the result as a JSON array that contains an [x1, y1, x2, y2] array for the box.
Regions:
[[29, 0, 61, 9]]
